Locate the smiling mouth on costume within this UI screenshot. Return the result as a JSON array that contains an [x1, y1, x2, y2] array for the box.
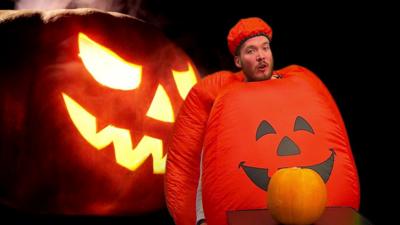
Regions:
[[238, 149, 335, 191]]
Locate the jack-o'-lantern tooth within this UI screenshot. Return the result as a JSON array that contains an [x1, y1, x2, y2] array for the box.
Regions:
[[172, 63, 197, 99], [146, 84, 174, 123], [78, 32, 142, 90], [62, 92, 166, 174]]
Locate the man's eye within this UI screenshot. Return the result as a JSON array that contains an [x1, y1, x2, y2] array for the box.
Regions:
[[247, 49, 254, 54]]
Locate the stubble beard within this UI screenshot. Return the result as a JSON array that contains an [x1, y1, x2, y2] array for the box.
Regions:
[[247, 60, 274, 82]]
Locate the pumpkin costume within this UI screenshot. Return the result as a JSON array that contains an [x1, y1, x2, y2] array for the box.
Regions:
[[165, 17, 359, 225]]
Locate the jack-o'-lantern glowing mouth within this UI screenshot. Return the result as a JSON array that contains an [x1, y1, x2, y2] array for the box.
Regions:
[[62, 93, 167, 174], [239, 149, 335, 191]]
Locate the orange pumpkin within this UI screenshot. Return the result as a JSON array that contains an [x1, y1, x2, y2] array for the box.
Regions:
[[0, 9, 199, 215], [268, 167, 327, 225]]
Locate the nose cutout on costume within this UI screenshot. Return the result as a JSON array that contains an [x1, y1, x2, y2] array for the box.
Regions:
[[277, 136, 301, 156]]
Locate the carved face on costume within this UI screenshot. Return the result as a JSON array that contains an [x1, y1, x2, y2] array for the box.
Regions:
[[239, 116, 335, 191], [0, 9, 199, 214]]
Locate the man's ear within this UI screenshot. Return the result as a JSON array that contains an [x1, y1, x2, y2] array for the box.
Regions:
[[234, 55, 242, 68]]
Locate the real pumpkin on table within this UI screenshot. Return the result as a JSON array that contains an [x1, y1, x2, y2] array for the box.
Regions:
[[0, 8, 199, 215], [268, 167, 327, 225]]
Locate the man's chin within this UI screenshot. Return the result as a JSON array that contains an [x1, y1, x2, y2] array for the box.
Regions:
[[244, 69, 273, 82], [256, 72, 272, 81]]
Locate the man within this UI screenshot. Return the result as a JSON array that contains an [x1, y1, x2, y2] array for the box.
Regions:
[[165, 17, 281, 225], [229, 17, 279, 82], [195, 17, 280, 225]]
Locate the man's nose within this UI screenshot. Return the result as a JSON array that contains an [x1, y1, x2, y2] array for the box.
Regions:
[[256, 52, 265, 61]]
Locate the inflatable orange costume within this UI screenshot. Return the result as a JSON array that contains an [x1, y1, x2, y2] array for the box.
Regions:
[[166, 18, 360, 225]]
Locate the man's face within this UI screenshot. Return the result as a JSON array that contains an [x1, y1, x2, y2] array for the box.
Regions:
[[235, 35, 274, 82]]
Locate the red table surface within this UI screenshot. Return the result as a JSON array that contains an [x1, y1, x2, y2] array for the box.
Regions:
[[227, 207, 373, 225]]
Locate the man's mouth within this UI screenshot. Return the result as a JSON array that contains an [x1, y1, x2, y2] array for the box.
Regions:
[[257, 63, 267, 72], [238, 149, 335, 191]]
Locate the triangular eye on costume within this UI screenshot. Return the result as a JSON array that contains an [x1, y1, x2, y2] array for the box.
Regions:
[[256, 120, 276, 140], [294, 116, 315, 134]]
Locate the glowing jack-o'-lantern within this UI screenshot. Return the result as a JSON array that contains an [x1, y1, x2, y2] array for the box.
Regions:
[[0, 9, 199, 214]]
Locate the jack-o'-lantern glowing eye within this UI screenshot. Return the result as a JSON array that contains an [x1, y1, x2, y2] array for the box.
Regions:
[[146, 63, 197, 123], [78, 32, 142, 90], [172, 63, 197, 99], [146, 85, 174, 122]]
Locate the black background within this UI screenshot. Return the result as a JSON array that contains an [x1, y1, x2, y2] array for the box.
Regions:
[[1, 0, 396, 224]]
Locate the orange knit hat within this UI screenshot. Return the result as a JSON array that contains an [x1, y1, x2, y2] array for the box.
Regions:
[[227, 17, 273, 55]]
